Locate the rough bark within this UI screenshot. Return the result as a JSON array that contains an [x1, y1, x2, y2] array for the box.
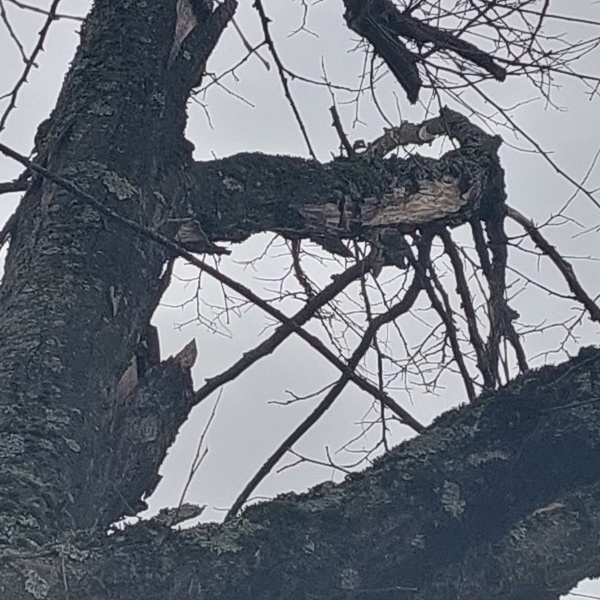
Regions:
[[183, 115, 503, 247], [0, 0, 597, 599], [0, 0, 235, 544], [2, 347, 600, 599]]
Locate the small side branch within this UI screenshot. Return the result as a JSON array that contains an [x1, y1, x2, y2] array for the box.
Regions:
[[253, 0, 317, 159], [421, 254, 477, 402], [0, 175, 29, 195], [329, 104, 354, 157], [225, 249, 427, 521], [440, 229, 495, 389], [508, 205, 600, 323]]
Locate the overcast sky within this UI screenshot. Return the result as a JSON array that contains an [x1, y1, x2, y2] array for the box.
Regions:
[[1, 3, 599, 576]]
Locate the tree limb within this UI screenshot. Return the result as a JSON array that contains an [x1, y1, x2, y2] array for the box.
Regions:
[[3, 347, 600, 599]]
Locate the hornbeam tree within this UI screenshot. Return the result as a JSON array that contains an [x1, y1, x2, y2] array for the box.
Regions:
[[0, 0, 599, 598]]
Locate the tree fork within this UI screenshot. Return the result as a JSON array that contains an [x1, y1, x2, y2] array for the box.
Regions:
[[0, 0, 504, 544]]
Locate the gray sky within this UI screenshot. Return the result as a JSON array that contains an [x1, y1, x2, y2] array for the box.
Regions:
[[1, 2, 599, 575]]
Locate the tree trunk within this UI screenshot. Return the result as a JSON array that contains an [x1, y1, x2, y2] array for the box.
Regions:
[[1, 1, 598, 598]]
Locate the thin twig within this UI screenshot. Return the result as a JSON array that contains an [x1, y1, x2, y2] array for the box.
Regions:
[[354, 241, 389, 451], [1, 0, 29, 63], [289, 239, 316, 299], [507, 205, 600, 323], [0, 0, 62, 132], [471, 85, 600, 213], [231, 17, 270, 71], [225, 260, 426, 521], [439, 229, 494, 389], [329, 104, 354, 157], [252, 0, 317, 160], [406, 246, 476, 402], [7, 0, 81, 21]]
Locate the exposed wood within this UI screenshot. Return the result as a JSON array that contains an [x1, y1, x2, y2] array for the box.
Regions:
[[0, 0, 593, 599]]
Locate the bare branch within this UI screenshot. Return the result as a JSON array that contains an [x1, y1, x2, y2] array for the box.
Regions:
[[0, 0, 62, 132], [225, 248, 427, 520], [508, 205, 600, 324]]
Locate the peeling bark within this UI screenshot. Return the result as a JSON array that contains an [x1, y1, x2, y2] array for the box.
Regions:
[[182, 114, 503, 248], [0, 0, 593, 599]]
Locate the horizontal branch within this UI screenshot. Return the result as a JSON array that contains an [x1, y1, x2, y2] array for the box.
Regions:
[[5, 347, 600, 599], [185, 108, 504, 246], [413, 482, 600, 600]]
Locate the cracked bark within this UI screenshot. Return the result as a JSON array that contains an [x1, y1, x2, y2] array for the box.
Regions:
[[3, 347, 600, 599], [0, 0, 596, 598]]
